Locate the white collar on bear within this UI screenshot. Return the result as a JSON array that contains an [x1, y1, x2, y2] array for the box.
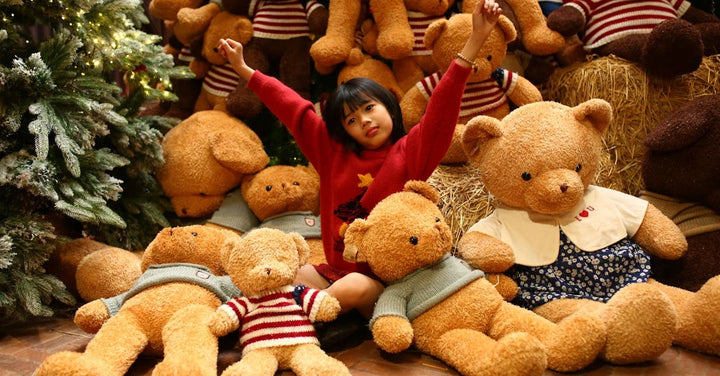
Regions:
[[479, 185, 648, 266]]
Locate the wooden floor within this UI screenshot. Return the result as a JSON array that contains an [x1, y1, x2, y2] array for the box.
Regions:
[[2, 314, 720, 376]]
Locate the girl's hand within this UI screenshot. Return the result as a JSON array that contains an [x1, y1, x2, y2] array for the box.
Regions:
[[217, 38, 255, 80], [472, 0, 502, 35]]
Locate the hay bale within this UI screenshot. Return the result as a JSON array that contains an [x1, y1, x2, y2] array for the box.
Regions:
[[541, 54, 720, 195], [429, 54, 720, 247]]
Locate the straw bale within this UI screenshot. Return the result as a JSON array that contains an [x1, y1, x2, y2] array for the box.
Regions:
[[428, 54, 720, 248]]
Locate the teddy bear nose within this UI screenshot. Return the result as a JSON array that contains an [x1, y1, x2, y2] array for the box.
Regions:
[[265, 268, 272, 275], [560, 183, 569, 193]]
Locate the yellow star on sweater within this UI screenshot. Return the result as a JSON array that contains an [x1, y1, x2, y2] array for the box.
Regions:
[[357, 173, 374, 188]]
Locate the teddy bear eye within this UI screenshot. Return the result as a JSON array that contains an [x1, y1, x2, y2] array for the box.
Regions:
[[409, 236, 419, 245], [521, 172, 532, 181], [293, 181, 300, 186], [191, 232, 197, 236], [435, 217, 440, 222], [265, 185, 272, 191], [575, 164, 582, 172], [486, 55, 492, 61]]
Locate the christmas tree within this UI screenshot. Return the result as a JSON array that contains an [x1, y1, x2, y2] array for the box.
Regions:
[[0, 0, 193, 321]]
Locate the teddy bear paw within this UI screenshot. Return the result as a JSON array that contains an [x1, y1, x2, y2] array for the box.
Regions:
[[602, 282, 677, 364], [544, 312, 606, 372], [152, 358, 215, 376], [673, 275, 720, 356], [310, 36, 353, 67], [641, 19, 704, 78]]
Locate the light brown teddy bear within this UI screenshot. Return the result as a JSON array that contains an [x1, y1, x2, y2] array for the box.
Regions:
[[207, 164, 326, 265], [209, 227, 351, 376], [343, 180, 609, 374], [35, 225, 242, 376], [459, 99, 720, 364], [156, 110, 269, 218], [47, 238, 142, 302], [191, 11, 254, 114], [400, 11, 542, 164]]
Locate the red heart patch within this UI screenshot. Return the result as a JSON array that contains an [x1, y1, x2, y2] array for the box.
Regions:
[[579, 210, 589, 217]]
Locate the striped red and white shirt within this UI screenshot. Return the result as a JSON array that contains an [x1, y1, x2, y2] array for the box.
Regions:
[[201, 63, 241, 97], [219, 285, 327, 354], [178, 45, 194, 64], [417, 68, 518, 118], [564, 0, 691, 49], [249, 0, 324, 39], [408, 11, 445, 56]]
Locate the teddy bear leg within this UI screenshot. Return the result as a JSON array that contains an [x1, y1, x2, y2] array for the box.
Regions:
[[152, 305, 218, 376], [226, 44, 268, 119], [640, 19, 704, 78], [650, 276, 720, 356], [598, 283, 677, 364], [501, 0, 566, 56], [309, 0, 360, 67], [286, 343, 351, 376], [490, 301, 605, 372], [221, 348, 278, 376], [279, 38, 313, 100], [426, 328, 546, 376], [36, 313, 149, 376], [370, 0, 414, 60]]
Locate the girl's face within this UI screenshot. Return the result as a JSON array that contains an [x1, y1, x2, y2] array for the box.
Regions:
[[342, 100, 394, 150]]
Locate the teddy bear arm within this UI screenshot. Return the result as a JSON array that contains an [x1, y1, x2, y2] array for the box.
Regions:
[[189, 58, 210, 78], [457, 231, 515, 273], [314, 294, 342, 322], [399, 88, 427, 131], [307, 6, 329, 36], [546, 6, 585, 37], [633, 204, 688, 260], [371, 315, 414, 353], [507, 76, 543, 106], [174, 2, 222, 45], [209, 307, 238, 337], [74, 299, 111, 334], [681, 6, 720, 24]]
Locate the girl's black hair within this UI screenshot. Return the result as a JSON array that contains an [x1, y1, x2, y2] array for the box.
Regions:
[[322, 77, 405, 155]]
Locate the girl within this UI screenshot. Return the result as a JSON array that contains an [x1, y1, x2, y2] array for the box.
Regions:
[[218, 0, 502, 320]]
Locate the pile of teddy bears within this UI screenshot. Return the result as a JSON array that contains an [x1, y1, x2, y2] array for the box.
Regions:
[[38, 0, 720, 374]]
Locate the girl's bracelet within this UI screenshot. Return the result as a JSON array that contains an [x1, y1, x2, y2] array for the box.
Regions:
[[456, 52, 477, 69]]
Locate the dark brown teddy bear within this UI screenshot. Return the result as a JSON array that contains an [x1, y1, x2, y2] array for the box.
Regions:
[[640, 94, 720, 292]]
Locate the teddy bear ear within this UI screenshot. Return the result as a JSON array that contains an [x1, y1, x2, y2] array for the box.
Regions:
[[461, 115, 503, 160], [220, 236, 242, 270], [289, 232, 310, 266], [403, 181, 440, 204], [424, 18, 448, 51], [343, 219, 368, 263], [572, 99, 613, 134], [497, 15, 517, 44]]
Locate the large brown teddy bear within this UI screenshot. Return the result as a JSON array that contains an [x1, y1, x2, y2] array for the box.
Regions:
[[207, 164, 326, 265], [459, 99, 720, 364], [156, 110, 269, 218], [343, 180, 608, 374], [191, 11, 254, 114], [220, 0, 329, 119], [35, 225, 242, 376], [400, 11, 542, 164], [208, 228, 350, 376], [640, 94, 720, 292], [546, 0, 720, 78]]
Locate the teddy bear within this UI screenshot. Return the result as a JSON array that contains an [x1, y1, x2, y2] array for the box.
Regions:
[[191, 11, 254, 114], [35, 225, 242, 376], [206, 164, 326, 265], [208, 227, 351, 376], [343, 180, 609, 374], [400, 11, 542, 164], [156, 110, 269, 218], [545, 0, 720, 78], [640, 94, 720, 293], [46, 237, 143, 302], [141, 0, 217, 119], [218, 0, 329, 119], [459, 98, 720, 363]]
